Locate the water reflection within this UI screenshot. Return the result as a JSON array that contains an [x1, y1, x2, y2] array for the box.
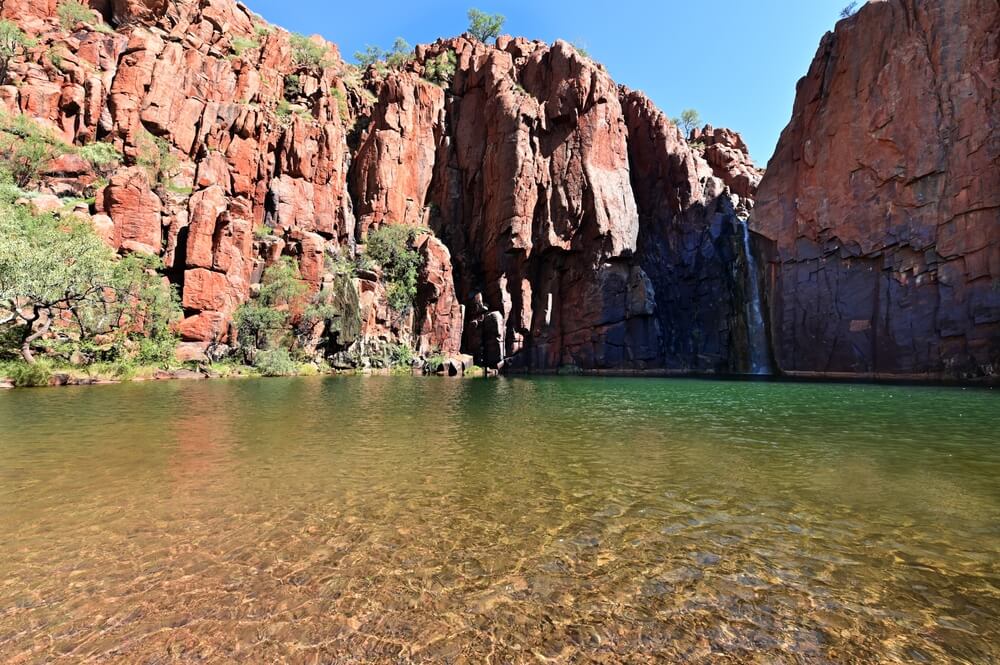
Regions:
[[0, 377, 997, 662]]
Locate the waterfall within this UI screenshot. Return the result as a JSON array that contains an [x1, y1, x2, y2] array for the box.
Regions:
[[739, 221, 772, 375]]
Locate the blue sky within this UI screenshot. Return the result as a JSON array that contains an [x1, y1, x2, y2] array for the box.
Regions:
[[242, 0, 850, 164]]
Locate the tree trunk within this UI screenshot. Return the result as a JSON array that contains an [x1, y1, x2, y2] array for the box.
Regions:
[[20, 308, 49, 365]]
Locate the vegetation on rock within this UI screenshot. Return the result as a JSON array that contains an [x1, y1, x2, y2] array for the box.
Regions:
[[467, 9, 505, 42], [290, 33, 332, 71], [0, 113, 66, 187], [56, 1, 95, 30], [135, 129, 178, 185], [672, 108, 701, 136], [364, 225, 423, 313], [0, 20, 33, 85], [354, 38, 412, 70], [233, 257, 307, 365], [423, 50, 457, 86], [0, 169, 179, 366]]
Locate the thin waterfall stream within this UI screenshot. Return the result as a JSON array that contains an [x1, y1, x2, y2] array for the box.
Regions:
[[739, 220, 772, 375]]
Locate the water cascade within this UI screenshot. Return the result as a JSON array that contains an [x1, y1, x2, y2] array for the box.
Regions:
[[739, 220, 773, 375]]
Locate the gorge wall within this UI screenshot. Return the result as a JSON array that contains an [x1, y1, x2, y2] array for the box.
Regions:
[[1, 0, 764, 373], [2, 0, 996, 381], [753, 0, 999, 381]]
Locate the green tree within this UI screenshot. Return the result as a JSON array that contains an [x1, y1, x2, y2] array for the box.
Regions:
[[386, 38, 412, 68], [0, 171, 178, 364], [233, 256, 307, 363], [365, 224, 423, 312], [354, 38, 412, 70], [290, 33, 331, 71], [0, 20, 33, 86], [672, 108, 701, 136], [354, 44, 385, 68], [467, 9, 505, 42]]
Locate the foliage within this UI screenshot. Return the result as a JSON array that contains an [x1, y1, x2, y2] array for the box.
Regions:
[[283, 73, 300, 99], [672, 108, 701, 135], [425, 352, 447, 373], [135, 129, 178, 184], [364, 224, 423, 312], [254, 25, 272, 39], [354, 45, 384, 69], [840, 2, 859, 18], [689, 140, 706, 154], [386, 38, 412, 68], [230, 36, 260, 58], [467, 9, 505, 42], [354, 38, 411, 70], [233, 257, 307, 363], [388, 342, 414, 367], [571, 41, 590, 58], [0, 171, 180, 365], [0, 112, 68, 187], [290, 33, 331, 71], [46, 46, 66, 71], [331, 87, 349, 123], [252, 347, 298, 376], [0, 20, 34, 86], [276, 99, 311, 121], [233, 303, 285, 361], [78, 141, 122, 169], [57, 1, 94, 30], [424, 50, 457, 86], [0, 358, 53, 386]]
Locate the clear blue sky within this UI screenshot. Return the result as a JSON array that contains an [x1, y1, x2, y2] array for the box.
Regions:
[[242, 0, 849, 164]]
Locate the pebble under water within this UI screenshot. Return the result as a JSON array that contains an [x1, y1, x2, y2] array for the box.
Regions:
[[0, 376, 997, 663]]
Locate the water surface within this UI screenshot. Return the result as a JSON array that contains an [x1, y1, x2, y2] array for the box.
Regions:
[[0, 376, 997, 663]]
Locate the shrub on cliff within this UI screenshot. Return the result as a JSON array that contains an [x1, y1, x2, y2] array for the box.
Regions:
[[135, 129, 178, 185], [0, 169, 179, 365], [424, 50, 457, 87], [467, 9, 505, 42], [291, 33, 332, 71], [364, 224, 423, 313], [0, 113, 67, 187], [57, 1, 95, 30], [0, 20, 34, 86], [233, 257, 308, 363]]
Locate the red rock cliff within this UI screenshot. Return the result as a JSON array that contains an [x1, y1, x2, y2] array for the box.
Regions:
[[0, 0, 803, 374], [753, 0, 999, 380]]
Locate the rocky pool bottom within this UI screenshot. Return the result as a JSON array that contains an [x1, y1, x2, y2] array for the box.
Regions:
[[0, 376, 996, 663]]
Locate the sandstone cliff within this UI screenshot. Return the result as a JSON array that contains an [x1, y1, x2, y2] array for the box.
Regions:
[[753, 0, 999, 381], [2, 0, 764, 372]]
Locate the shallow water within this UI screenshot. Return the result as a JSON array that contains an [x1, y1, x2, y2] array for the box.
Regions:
[[0, 376, 997, 663]]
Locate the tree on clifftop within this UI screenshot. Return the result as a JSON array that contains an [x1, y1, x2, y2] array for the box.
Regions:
[[467, 9, 505, 42], [672, 109, 701, 136]]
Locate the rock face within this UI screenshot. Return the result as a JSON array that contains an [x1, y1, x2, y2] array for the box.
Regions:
[[351, 36, 761, 371], [753, 0, 999, 380], [7, 0, 991, 379], [0, 0, 774, 373]]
